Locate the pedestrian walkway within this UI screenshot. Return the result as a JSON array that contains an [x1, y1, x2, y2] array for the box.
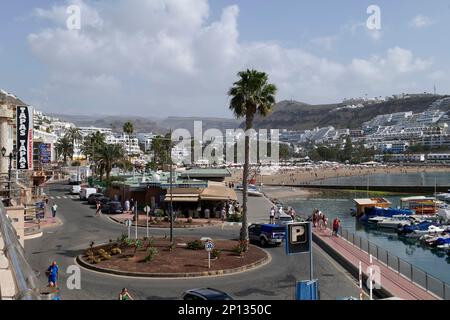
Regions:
[[313, 228, 440, 300], [48, 195, 79, 200]]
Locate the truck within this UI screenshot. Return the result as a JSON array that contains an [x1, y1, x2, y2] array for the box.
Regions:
[[79, 188, 97, 201], [248, 223, 286, 247]]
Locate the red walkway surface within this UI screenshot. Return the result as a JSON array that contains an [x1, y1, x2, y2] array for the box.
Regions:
[[313, 228, 440, 300]]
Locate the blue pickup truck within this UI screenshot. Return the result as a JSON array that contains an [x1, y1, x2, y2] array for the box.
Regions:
[[248, 224, 286, 247]]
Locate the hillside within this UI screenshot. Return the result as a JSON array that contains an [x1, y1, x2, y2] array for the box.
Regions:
[[252, 95, 450, 130], [160, 117, 241, 134]]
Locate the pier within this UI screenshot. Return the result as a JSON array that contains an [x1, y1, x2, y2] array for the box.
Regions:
[[313, 228, 445, 300]]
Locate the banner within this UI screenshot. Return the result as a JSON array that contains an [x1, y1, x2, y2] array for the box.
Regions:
[[39, 143, 51, 164], [16, 106, 33, 170]]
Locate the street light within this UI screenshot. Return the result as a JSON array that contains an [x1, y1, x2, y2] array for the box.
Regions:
[[2, 146, 17, 205]]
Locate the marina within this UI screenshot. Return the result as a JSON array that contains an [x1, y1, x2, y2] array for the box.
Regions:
[[275, 183, 450, 285]]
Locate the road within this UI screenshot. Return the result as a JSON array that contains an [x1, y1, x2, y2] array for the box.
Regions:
[[25, 182, 361, 300]]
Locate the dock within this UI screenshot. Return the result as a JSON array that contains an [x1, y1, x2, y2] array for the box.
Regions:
[[313, 228, 441, 300]]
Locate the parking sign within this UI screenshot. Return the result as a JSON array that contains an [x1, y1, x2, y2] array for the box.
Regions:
[[285, 222, 311, 255]]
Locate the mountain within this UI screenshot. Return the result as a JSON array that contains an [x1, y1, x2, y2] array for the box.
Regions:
[[160, 117, 241, 134], [252, 95, 450, 131], [49, 114, 166, 134]]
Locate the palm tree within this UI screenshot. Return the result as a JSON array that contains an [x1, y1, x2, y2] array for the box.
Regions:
[[55, 135, 74, 165], [66, 127, 82, 160], [228, 69, 277, 249], [123, 121, 134, 137], [97, 144, 125, 180]]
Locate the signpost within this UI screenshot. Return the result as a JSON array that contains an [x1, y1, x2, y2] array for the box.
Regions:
[[125, 219, 132, 239], [144, 205, 151, 238], [205, 240, 215, 269], [135, 201, 138, 240], [16, 106, 33, 170], [286, 222, 318, 300]]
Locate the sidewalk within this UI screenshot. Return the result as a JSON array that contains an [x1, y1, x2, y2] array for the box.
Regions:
[[313, 227, 439, 300]]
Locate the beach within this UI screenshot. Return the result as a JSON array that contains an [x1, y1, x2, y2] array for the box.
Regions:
[[228, 164, 450, 186]]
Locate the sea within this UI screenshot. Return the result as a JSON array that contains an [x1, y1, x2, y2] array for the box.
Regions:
[[281, 172, 450, 285]]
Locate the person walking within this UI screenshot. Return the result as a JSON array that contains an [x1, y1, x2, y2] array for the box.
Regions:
[[130, 198, 135, 214], [118, 288, 134, 300], [46, 261, 59, 288], [269, 207, 275, 224], [95, 200, 102, 216], [332, 217, 341, 236], [221, 207, 226, 222], [51, 203, 58, 218]]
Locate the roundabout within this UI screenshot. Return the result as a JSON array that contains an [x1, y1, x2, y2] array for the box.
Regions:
[[76, 237, 270, 278]]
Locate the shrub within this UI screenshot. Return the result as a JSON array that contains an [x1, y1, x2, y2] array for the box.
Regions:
[[187, 217, 193, 224], [187, 240, 204, 250], [85, 249, 94, 257], [211, 249, 222, 259], [232, 240, 248, 256], [144, 247, 159, 262], [110, 247, 122, 255]]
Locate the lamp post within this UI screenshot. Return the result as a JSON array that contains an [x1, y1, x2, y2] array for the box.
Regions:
[[2, 146, 16, 205]]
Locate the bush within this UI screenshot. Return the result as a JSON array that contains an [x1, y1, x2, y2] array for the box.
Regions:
[[232, 240, 248, 256], [144, 247, 159, 262], [211, 249, 222, 259], [187, 217, 193, 224], [110, 247, 122, 255], [187, 240, 204, 250]]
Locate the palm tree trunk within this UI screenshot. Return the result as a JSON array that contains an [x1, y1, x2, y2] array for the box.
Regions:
[[240, 113, 253, 250]]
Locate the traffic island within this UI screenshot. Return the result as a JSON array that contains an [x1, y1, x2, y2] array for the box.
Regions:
[[76, 237, 270, 278]]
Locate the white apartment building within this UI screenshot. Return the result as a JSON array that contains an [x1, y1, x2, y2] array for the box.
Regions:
[[136, 133, 156, 152], [79, 127, 113, 137], [106, 134, 141, 155]]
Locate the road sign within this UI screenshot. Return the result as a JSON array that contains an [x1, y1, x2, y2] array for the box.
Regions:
[[144, 206, 151, 214], [124, 219, 132, 227], [205, 240, 215, 269], [205, 241, 215, 252], [285, 222, 311, 256]]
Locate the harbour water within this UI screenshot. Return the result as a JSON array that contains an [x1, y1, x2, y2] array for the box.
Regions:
[[280, 172, 450, 285]]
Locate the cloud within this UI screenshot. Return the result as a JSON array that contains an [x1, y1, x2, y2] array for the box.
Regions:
[[310, 36, 338, 51], [27, 0, 439, 117], [409, 15, 436, 28]]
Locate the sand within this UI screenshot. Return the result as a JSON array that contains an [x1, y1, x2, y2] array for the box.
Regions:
[[227, 164, 450, 186]]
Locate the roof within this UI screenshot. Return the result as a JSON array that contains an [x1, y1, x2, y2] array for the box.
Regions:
[[354, 198, 391, 206], [199, 182, 237, 201]]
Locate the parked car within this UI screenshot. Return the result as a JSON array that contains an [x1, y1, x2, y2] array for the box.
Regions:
[[80, 188, 97, 200], [101, 201, 124, 215], [182, 288, 233, 300], [248, 223, 286, 247], [276, 213, 294, 226], [68, 175, 81, 185], [71, 185, 82, 195], [87, 193, 105, 205]]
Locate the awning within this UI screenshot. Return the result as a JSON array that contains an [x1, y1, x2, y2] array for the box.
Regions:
[[164, 195, 199, 202], [164, 188, 201, 202]]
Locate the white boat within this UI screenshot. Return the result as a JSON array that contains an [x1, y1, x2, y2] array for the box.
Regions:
[[413, 225, 446, 236], [367, 216, 386, 224], [377, 217, 411, 229]]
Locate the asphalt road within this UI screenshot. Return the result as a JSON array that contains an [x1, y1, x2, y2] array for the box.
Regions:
[[25, 182, 361, 300]]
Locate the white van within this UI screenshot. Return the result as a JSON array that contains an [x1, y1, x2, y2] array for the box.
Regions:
[[71, 185, 82, 195], [80, 188, 97, 200]]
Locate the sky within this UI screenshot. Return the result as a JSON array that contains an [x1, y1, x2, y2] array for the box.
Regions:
[[0, 0, 450, 118]]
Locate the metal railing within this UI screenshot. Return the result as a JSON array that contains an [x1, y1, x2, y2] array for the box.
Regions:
[[0, 203, 42, 300], [338, 227, 449, 300]]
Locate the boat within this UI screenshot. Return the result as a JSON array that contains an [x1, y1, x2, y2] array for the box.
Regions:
[[377, 216, 412, 229], [398, 221, 433, 236], [360, 207, 413, 223], [437, 205, 450, 223], [400, 196, 441, 215]]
